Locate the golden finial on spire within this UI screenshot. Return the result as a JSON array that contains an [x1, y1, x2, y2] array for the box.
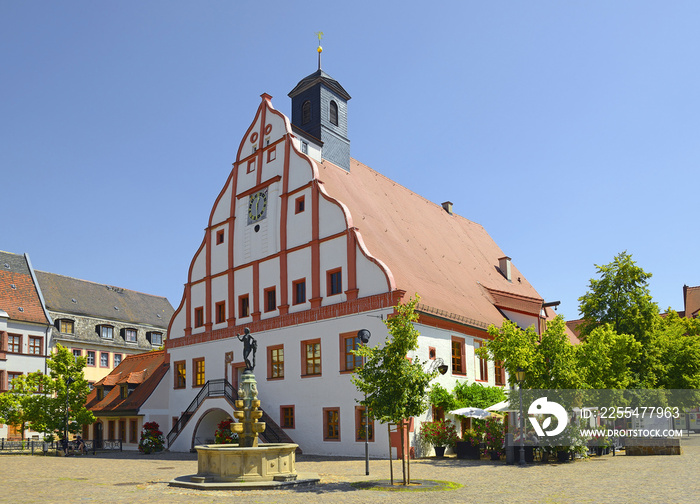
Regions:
[[315, 31, 323, 70]]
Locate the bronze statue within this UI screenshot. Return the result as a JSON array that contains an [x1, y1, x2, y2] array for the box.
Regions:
[[236, 327, 257, 371]]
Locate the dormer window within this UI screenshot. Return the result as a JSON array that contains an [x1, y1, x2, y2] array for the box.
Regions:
[[100, 325, 114, 340], [59, 320, 74, 335], [302, 100, 311, 124], [329, 100, 338, 126], [120, 384, 128, 399], [96, 387, 104, 401], [124, 328, 137, 343], [148, 332, 163, 346]]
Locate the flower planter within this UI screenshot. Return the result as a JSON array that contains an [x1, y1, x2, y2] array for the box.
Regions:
[[490, 450, 501, 460], [434, 446, 446, 457], [557, 450, 570, 463], [455, 441, 480, 460]]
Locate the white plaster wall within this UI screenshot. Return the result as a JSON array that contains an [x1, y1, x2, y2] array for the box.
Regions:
[[259, 257, 280, 319], [191, 248, 206, 283], [164, 312, 394, 457], [319, 237, 347, 304], [190, 281, 206, 334], [239, 114, 262, 163], [287, 153, 314, 193], [169, 310, 186, 340], [286, 187, 312, 249], [356, 250, 390, 297], [210, 225, 228, 275], [286, 248, 311, 313], [318, 196, 346, 238], [265, 108, 287, 144], [233, 267, 253, 321], [211, 180, 232, 226], [211, 274, 229, 330]]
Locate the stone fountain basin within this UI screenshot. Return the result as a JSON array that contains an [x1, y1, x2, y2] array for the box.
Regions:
[[195, 443, 298, 482]]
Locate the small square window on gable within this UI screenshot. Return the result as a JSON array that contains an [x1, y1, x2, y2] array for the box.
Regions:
[[265, 287, 277, 312], [247, 158, 256, 174], [267, 146, 276, 163], [216, 229, 225, 245], [194, 307, 204, 328], [327, 268, 342, 296], [295, 196, 305, 214], [239, 295, 250, 318], [292, 279, 306, 305], [215, 301, 226, 324]]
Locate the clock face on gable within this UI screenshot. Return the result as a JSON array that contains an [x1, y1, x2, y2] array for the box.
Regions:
[[247, 189, 268, 224]]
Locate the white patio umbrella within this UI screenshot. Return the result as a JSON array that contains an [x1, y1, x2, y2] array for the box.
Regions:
[[485, 399, 516, 412], [448, 407, 493, 419]]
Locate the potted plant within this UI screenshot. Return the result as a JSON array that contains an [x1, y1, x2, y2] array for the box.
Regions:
[[420, 419, 459, 457], [214, 419, 239, 445], [138, 421, 164, 454], [483, 418, 504, 460], [455, 427, 482, 459]]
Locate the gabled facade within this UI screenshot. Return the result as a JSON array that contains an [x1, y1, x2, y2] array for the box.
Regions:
[[36, 271, 174, 384], [84, 350, 169, 449], [0, 251, 52, 439], [157, 66, 557, 457]]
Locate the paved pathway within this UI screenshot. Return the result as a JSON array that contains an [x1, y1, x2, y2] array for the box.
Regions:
[[1, 436, 699, 504]]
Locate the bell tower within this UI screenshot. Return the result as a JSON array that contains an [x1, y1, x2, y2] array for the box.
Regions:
[[288, 39, 351, 170]]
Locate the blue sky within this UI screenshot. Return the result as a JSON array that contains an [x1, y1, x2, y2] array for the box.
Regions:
[[2, 1, 698, 321]]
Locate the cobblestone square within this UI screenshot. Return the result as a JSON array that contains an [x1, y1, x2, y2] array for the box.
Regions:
[[1, 435, 698, 504]]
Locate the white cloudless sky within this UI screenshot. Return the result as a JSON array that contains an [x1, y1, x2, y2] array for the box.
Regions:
[[2, 1, 698, 321]]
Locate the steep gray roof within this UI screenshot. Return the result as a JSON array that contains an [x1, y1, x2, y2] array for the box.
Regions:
[[35, 271, 173, 328], [288, 69, 351, 100]]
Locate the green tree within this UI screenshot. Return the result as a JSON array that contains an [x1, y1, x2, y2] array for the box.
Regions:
[[653, 310, 700, 389], [575, 325, 641, 389], [0, 344, 95, 440], [577, 251, 659, 343], [352, 295, 435, 485], [0, 373, 46, 441], [41, 344, 95, 439]]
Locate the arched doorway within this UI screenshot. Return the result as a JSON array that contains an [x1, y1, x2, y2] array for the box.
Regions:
[[191, 408, 233, 450]]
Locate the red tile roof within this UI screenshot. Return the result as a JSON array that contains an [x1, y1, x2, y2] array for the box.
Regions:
[[0, 251, 50, 325], [318, 159, 544, 329], [86, 350, 167, 414]]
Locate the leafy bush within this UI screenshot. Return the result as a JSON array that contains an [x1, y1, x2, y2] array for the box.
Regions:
[[421, 419, 459, 448], [483, 418, 504, 456]]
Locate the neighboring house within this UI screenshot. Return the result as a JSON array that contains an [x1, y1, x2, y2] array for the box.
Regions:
[[137, 64, 562, 457], [84, 350, 169, 449], [0, 251, 53, 439], [681, 285, 700, 319], [35, 271, 174, 385]]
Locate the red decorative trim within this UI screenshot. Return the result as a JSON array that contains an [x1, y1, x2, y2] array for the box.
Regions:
[[251, 132, 259, 143], [166, 292, 400, 349], [265, 123, 272, 135], [236, 175, 282, 199]]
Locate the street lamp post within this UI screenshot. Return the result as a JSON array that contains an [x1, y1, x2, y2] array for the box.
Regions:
[[64, 377, 75, 445], [515, 367, 526, 466], [357, 329, 371, 476]]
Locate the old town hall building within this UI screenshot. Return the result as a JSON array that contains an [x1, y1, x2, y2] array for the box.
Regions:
[[89, 64, 555, 457]]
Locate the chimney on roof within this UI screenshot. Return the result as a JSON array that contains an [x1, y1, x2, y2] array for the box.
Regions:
[[498, 256, 512, 282], [441, 201, 453, 215]]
